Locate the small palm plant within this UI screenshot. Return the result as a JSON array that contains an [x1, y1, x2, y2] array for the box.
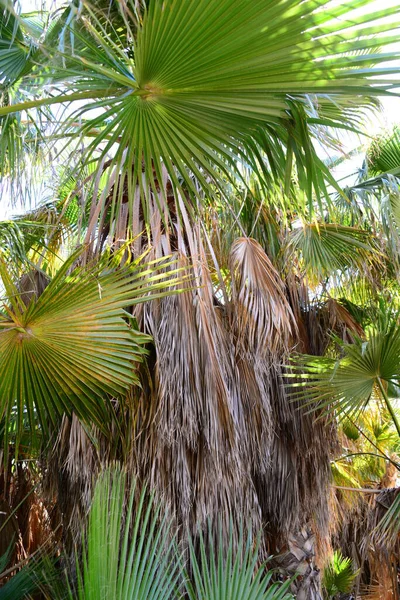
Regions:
[[322, 551, 358, 600]]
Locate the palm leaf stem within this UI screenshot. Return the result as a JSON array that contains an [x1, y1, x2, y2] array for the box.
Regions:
[[332, 486, 381, 494], [377, 377, 400, 439], [0, 89, 121, 117], [336, 453, 400, 469], [342, 414, 396, 467]]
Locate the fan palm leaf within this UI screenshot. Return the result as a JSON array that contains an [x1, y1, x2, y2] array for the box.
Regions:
[[322, 550, 358, 598], [70, 467, 181, 600], [286, 223, 380, 282], [184, 524, 293, 600], [1, 0, 400, 219], [289, 310, 400, 438], [367, 127, 400, 177], [0, 250, 185, 459]]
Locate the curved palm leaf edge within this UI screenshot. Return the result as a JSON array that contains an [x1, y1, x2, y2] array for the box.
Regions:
[[0, 467, 294, 600]]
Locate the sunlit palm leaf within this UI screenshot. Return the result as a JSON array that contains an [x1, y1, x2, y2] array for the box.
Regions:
[[340, 127, 400, 238], [184, 524, 293, 600], [367, 127, 400, 176], [0, 1, 81, 189], [70, 467, 181, 600], [323, 551, 358, 597], [0, 1, 32, 86], [1, 0, 400, 217], [0, 251, 184, 458]]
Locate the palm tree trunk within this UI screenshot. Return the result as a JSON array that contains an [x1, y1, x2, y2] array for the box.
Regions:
[[277, 528, 323, 600]]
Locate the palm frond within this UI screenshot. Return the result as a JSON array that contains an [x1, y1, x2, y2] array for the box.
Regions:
[[0, 0, 32, 87], [0, 546, 54, 600], [322, 550, 358, 598], [0, 250, 185, 459], [288, 310, 400, 437], [370, 488, 400, 550], [286, 223, 380, 282], [70, 467, 181, 600], [1, 0, 400, 220], [184, 524, 293, 600], [230, 237, 295, 353], [367, 126, 400, 176]]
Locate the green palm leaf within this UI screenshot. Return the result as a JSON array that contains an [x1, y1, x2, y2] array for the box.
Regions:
[[289, 311, 400, 437], [1, 0, 400, 216], [0, 251, 184, 458], [286, 223, 379, 281], [184, 524, 293, 600], [0, 0, 32, 87], [367, 127, 400, 176], [0, 551, 40, 600], [70, 467, 181, 600], [322, 551, 358, 598]]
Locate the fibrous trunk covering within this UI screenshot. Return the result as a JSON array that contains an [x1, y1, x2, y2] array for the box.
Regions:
[[128, 229, 333, 599], [77, 176, 335, 598]]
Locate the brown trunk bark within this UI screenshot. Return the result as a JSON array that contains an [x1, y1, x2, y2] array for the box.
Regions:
[[276, 528, 323, 600]]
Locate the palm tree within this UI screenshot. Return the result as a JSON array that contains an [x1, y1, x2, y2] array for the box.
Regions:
[[1, 1, 400, 598]]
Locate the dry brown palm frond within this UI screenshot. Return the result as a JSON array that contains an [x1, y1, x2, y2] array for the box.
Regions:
[[253, 364, 335, 541], [46, 415, 98, 549], [126, 219, 334, 578], [293, 295, 365, 357], [381, 457, 398, 490], [59, 165, 336, 584], [360, 566, 399, 600], [349, 487, 400, 600], [325, 297, 365, 342], [230, 237, 296, 354], [137, 244, 264, 547], [17, 270, 50, 306], [369, 488, 400, 551]]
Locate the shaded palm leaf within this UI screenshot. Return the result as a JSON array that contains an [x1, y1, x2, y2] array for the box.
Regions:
[[286, 223, 379, 281], [0, 556, 38, 600], [0, 546, 57, 600], [370, 488, 400, 550], [289, 312, 400, 438]]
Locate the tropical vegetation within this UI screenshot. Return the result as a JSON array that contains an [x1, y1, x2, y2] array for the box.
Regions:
[[1, 0, 400, 598]]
